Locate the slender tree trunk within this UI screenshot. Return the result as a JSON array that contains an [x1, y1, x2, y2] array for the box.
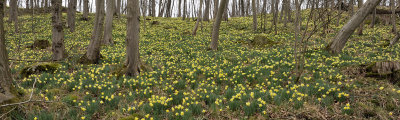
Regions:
[[336, 0, 342, 26], [391, 0, 397, 33], [370, 8, 376, 28], [151, 0, 155, 17], [357, 0, 364, 35], [82, 0, 89, 20], [183, 0, 187, 20], [203, 0, 211, 21], [178, 0, 182, 17], [52, 0, 65, 61], [272, 0, 278, 34], [81, 0, 105, 64], [0, 0, 15, 104], [116, 0, 121, 17], [126, 0, 140, 76], [232, 0, 236, 17], [26, 0, 29, 10], [210, 0, 227, 50], [326, 0, 382, 54], [192, 0, 203, 35], [350, 0, 354, 15], [223, 0, 228, 21], [103, 0, 114, 45], [67, 0, 77, 32], [252, 0, 257, 31]]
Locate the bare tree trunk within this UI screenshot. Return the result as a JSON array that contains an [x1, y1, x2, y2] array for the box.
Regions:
[[80, 0, 105, 64], [178, 0, 182, 17], [223, 0, 228, 21], [210, 0, 227, 50], [183, 0, 187, 20], [67, 0, 77, 32], [232, 0, 236, 17], [350, 0, 354, 15], [52, 0, 65, 61], [214, 0, 219, 18], [126, 0, 140, 76], [370, 8, 376, 28], [203, 0, 211, 21], [116, 0, 121, 17], [82, 0, 89, 20], [336, 0, 342, 26], [166, 0, 172, 17], [103, 0, 114, 45], [0, 0, 15, 104], [391, 0, 397, 33], [192, 0, 203, 35], [26, 0, 29, 10], [252, 0, 257, 31], [357, 0, 364, 35], [326, 0, 382, 54], [151, 0, 155, 17], [272, 0, 278, 34], [9, 0, 18, 23]]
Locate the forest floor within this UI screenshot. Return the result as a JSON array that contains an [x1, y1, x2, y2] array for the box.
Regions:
[[3, 10, 400, 120]]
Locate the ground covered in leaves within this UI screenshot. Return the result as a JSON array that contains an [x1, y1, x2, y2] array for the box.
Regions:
[[3, 11, 400, 120]]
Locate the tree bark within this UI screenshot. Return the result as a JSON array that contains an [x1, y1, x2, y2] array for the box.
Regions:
[[0, 0, 15, 104], [52, 0, 65, 61], [126, 0, 140, 76], [183, 0, 187, 20], [165, 0, 172, 17], [357, 0, 364, 35], [81, 0, 105, 64], [391, 0, 397, 33], [214, 0, 219, 18], [151, 0, 155, 17], [326, 0, 382, 54], [231, 0, 236, 17], [67, 0, 77, 32], [82, 0, 89, 20], [252, 0, 257, 31], [192, 0, 203, 35], [223, 0, 228, 21], [9, 0, 18, 23], [178, 0, 182, 17], [116, 0, 121, 17], [209, 0, 227, 50], [103, 0, 114, 45], [203, 0, 211, 21]]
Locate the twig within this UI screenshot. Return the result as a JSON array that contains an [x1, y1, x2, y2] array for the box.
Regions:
[[0, 78, 40, 108], [0, 106, 17, 119]]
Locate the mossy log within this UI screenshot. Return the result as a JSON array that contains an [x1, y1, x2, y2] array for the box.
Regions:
[[20, 62, 61, 78]]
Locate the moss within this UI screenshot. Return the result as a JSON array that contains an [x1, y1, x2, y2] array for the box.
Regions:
[[27, 39, 50, 49], [250, 34, 279, 47], [20, 62, 61, 78]]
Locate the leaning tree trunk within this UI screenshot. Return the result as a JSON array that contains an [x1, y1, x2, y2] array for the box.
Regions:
[[126, 0, 140, 76], [103, 0, 114, 45], [252, 0, 257, 32], [0, 0, 15, 104], [67, 0, 77, 32], [80, 0, 105, 64], [203, 0, 211, 21], [209, 0, 228, 50], [326, 0, 382, 54], [82, 0, 89, 20], [192, 0, 203, 35], [52, 0, 66, 61]]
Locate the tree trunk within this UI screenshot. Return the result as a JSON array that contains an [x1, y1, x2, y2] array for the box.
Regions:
[[9, 0, 18, 23], [166, 0, 172, 17], [391, 0, 397, 33], [350, 0, 354, 15], [209, 0, 227, 50], [26, 0, 29, 10], [252, 0, 257, 31], [214, 0, 219, 18], [82, 0, 89, 20], [326, 0, 382, 54], [116, 0, 121, 17], [370, 8, 376, 28], [151, 0, 155, 17], [223, 0, 228, 21], [103, 0, 114, 45], [183, 0, 187, 20], [126, 0, 140, 76], [203, 0, 211, 21], [178, 0, 182, 17], [81, 0, 105, 64], [192, 0, 203, 35], [336, 0, 342, 26], [0, 0, 15, 104], [231, 0, 236, 17], [52, 0, 65, 61], [357, 0, 364, 35], [67, 0, 77, 32]]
